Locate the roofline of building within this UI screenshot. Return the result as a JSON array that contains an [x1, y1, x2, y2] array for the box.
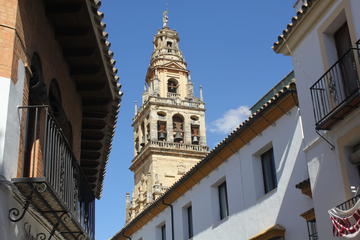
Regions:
[[111, 82, 298, 240], [272, 0, 320, 53]]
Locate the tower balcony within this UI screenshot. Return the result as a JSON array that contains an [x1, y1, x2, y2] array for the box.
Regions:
[[134, 96, 205, 123], [130, 140, 209, 171], [10, 106, 94, 240], [167, 92, 181, 98]]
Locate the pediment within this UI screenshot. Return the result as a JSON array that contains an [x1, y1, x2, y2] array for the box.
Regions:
[[161, 62, 186, 71]]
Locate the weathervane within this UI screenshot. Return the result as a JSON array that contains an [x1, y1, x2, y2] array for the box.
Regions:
[[162, 10, 169, 28]]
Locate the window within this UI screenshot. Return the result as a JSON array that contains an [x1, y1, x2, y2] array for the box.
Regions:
[[186, 206, 193, 239], [261, 148, 277, 193], [191, 125, 200, 145], [173, 114, 184, 143], [157, 121, 167, 141], [24, 53, 45, 177], [334, 22, 358, 98], [167, 41, 172, 47], [168, 79, 178, 93], [306, 219, 318, 240], [301, 209, 318, 240], [218, 181, 229, 220], [161, 224, 166, 240]]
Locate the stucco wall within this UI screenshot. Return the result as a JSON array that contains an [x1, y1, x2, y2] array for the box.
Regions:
[[288, 0, 360, 239], [130, 107, 312, 239]]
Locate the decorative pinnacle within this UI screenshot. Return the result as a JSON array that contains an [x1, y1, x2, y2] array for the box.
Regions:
[[162, 10, 169, 28]]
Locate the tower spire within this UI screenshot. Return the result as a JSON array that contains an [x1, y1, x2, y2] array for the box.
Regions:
[[162, 10, 169, 28]]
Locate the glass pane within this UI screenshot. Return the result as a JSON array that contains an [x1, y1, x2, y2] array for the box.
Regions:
[[261, 149, 277, 193], [187, 206, 193, 238], [218, 182, 229, 219], [161, 225, 166, 240]]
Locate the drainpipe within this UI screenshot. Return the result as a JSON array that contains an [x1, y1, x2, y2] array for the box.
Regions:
[[162, 199, 175, 240], [121, 232, 131, 240]]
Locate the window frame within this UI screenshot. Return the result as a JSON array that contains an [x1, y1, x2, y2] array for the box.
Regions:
[[161, 224, 166, 240], [261, 148, 277, 194], [218, 181, 229, 220], [186, 205, 193, 239]]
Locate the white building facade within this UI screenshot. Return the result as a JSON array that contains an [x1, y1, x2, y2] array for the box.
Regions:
[[274, 0, 360, 239], [113, 78, 315, 239]]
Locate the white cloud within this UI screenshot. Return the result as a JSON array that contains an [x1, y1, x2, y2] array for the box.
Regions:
[[210, 106, 251, 134]]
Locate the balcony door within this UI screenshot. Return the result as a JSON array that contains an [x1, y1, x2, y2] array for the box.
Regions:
[[334, 23, 358, 99]]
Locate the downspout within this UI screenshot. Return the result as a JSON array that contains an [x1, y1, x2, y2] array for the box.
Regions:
[[162, 199, 175, 240], [121, 232, 131, 240]]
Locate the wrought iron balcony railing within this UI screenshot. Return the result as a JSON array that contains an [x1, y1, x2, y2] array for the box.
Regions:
[[310, 47, 360, 130], [336, 194, 360, 211], [10, 106, 95, 240]]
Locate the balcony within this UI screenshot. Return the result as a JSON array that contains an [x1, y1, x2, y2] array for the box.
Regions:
[[10, 106, 94, 240], [167, 92, 180, 98], [310, 47, 360, 130], [148, 140, 209, 152], [336, 194, 360, 211], [130, 140, 209, 170]]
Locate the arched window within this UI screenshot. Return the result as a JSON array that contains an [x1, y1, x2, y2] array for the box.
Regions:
[[29, 53, 47, 104], [172, 114, 184, 143], [49, 79, 72, 148], [157, 121, 167, 141], [24, 53, 46, 177], [191, 125, 200, 145], [167, 79, 178, 94], [49, 79, 62, 119]]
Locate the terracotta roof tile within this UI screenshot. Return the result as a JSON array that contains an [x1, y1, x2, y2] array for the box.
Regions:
[[89, 0, 122, 198], [273, 0, 318, 52]]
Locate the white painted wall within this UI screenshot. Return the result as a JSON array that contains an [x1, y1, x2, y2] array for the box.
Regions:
[[288, 0, 360, 239], [0, 60, 64, 240], [0, 76, 11, 178], [130, 107, 312, 239]]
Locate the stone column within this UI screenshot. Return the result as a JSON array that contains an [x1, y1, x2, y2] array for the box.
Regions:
[[199, 113, 207, 145], [150, 111, 157, 141], [184, 117, 191, 144], [167, 115, 174, 142]]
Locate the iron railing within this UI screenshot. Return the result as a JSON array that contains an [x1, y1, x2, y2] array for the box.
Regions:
[[336, 194, 360, 211], [306, 219, 318, 240], [21, 105, 95, 239], [310, 48, 360, 130]]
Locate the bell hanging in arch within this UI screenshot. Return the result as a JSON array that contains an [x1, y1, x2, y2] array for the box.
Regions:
[[158, 132, 166, 141], [174, 132, 183, 142], [192, 136, 199, 144]]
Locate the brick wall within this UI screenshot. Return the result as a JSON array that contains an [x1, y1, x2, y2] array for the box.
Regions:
[[0, 0, 17, 79], [1, 0, 83, 177]]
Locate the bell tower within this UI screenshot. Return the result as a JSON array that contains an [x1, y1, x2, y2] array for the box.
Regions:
[[125, 11, 209, 222]]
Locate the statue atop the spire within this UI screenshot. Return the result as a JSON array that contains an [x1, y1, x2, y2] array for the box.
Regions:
[[162, 10, 169, 28]]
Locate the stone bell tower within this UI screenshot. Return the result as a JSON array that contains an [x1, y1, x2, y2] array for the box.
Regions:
[[125, 11, 209, 222]]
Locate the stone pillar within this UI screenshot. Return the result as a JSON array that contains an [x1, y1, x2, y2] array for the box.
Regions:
[[199, 114, 207, 145], [167, 115, 174, 142], [184, 117, 191, 144], [150, 111, 157, 141], [125, 193, 131, 223]]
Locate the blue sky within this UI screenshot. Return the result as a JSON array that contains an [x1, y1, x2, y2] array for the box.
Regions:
[[96, 1, 295, 239]]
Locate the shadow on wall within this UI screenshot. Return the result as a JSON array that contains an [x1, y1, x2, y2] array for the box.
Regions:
[[0, 172, 18, 240], [275, 116, 312, 239], [186, 111, 313, 239]]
